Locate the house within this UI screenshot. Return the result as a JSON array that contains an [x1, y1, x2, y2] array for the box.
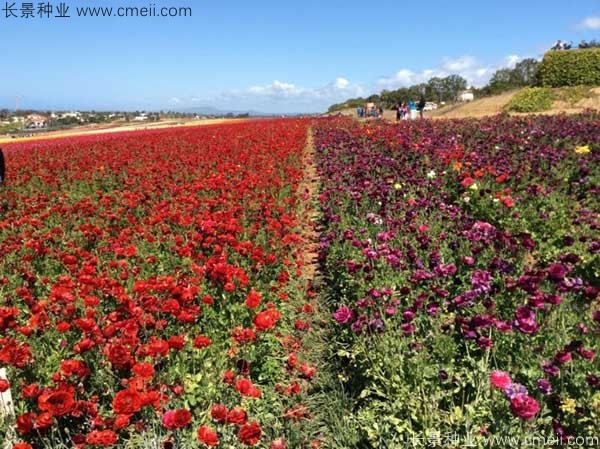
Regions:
[[459, 90, 474, 102], [133, 113, 148, 121], [26, 114, 48, 128], [59, 111, 81, 119]]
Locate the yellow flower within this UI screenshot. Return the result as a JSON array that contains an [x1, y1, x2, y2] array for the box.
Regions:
[[575, 145, 590, 154], [394, 183, 402, 190], [560, 397, 577, 414]]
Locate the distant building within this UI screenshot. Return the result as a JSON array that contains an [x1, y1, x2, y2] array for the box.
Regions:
[[26, 114, 48, 128], [459, 90, 474, 102], [424, 102, 438, 111], [59, 111, 78, 118], [133, 113, 148, 121]]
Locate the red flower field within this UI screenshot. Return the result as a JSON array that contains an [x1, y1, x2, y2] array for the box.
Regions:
[[0, 120, 321, 448]]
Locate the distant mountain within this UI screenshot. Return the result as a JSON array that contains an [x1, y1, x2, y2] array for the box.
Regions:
[[178, 106, 312, 117], [180, 106, 268, 116]]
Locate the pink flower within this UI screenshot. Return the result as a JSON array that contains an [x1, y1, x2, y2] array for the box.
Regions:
[[510, 394, 540, 420], [490, 370, 512, 390], [333, 306, 354, 324]]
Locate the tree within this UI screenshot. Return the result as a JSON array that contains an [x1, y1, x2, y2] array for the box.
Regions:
[[488, 68, 514, 94], [510, 58, 540, 86], [427, 77, 446, 103], [443, 75, 468, 102]]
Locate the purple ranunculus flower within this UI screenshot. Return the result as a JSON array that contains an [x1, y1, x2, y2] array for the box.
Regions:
[[471, 269, 492, 293], [514, 306, 538, 334], [504, 382, 529, 399], [542, 361, 561, 377], [401, 323, 415, 335], [426, 303, 440, 315], [402, 309, 415, 322], [537, 378, 552, 395], [369, 318, 386, 333], [464, 221, 497, 244], [547, 262, 568, 281]]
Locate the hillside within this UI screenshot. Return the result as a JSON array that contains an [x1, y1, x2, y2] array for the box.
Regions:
[[334, 87, 600, 120]]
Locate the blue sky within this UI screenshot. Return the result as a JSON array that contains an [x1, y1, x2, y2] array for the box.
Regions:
[[0, 0, 599, 113]]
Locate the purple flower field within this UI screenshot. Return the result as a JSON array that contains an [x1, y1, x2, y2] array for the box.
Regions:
[[314, 113, 599, 446]]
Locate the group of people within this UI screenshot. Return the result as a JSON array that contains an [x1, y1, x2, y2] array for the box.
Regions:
[[356, 97, 427, 121], [396, 97, 427, 121], [551, 40, 597, 51], [357, 105, 384, 118]]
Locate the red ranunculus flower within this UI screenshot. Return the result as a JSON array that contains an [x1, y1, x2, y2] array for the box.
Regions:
[[245, 290, 262, 309], [235, 378, 261, 398], [239, 421, 262, 446], [193, 335, 212, 349], [112, 389, 143, 414], [86, 429, 118, 446], [210, 404, 228, 423], [13, 443, 33, 449], [197, 425, 219, 446], [510, 394, 540, 420], [227, 407, 247, 425], [16, 412, 36, 435], [38, 390, 75, 416], [162, 408, 191, 429]]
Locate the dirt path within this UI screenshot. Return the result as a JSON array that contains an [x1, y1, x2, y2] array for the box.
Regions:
[[298, 127, 321, 281]]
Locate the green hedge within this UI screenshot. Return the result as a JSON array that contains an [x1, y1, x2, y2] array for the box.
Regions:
[[538, 48, 600, 87], [505, 87, 554, 112]]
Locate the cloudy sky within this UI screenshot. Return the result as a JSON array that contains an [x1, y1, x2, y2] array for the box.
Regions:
[[0, 0, 598, 113]]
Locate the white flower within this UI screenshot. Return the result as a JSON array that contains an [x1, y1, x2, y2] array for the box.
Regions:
[[469, 183, 479, 191], [463, 196, 470, 203], [427, 170, 436, 179]]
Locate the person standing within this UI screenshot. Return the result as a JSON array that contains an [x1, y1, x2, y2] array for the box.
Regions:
[[418, 96, 426, 119], [409, 100, 416, 120], [0, 148, 5, 185]]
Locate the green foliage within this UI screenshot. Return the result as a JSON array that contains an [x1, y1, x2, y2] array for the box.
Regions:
[[538, 49, 600, 87], [504, 87, 554, 112]]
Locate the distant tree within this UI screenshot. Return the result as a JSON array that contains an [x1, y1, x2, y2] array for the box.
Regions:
[[443, 75, 468, 101], [427, 77, 446, 103], [510, 58, 540, 86], [488, 68, 514, 94]]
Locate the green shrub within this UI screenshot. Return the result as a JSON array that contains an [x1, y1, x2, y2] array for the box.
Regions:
[[538, 48, 600, 87], [505, 87, 554, 112]]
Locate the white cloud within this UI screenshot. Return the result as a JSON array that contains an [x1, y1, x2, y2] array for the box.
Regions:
[[169, 97, 181, 104], [244, 77, 363, 102], [377, 54, 526, 89], [248, 80, 303, 97], [504, 54, 520, 68], [441, 56, 478, 72], [179, 77, 365, 113], [578, 16, 600, 30], [334, 77, 350, 89]]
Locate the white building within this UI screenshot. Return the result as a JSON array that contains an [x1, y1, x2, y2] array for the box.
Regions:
[[459, 90, 474, 102], [26, 114, 48, 128], [133, 113, 148, 121]]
